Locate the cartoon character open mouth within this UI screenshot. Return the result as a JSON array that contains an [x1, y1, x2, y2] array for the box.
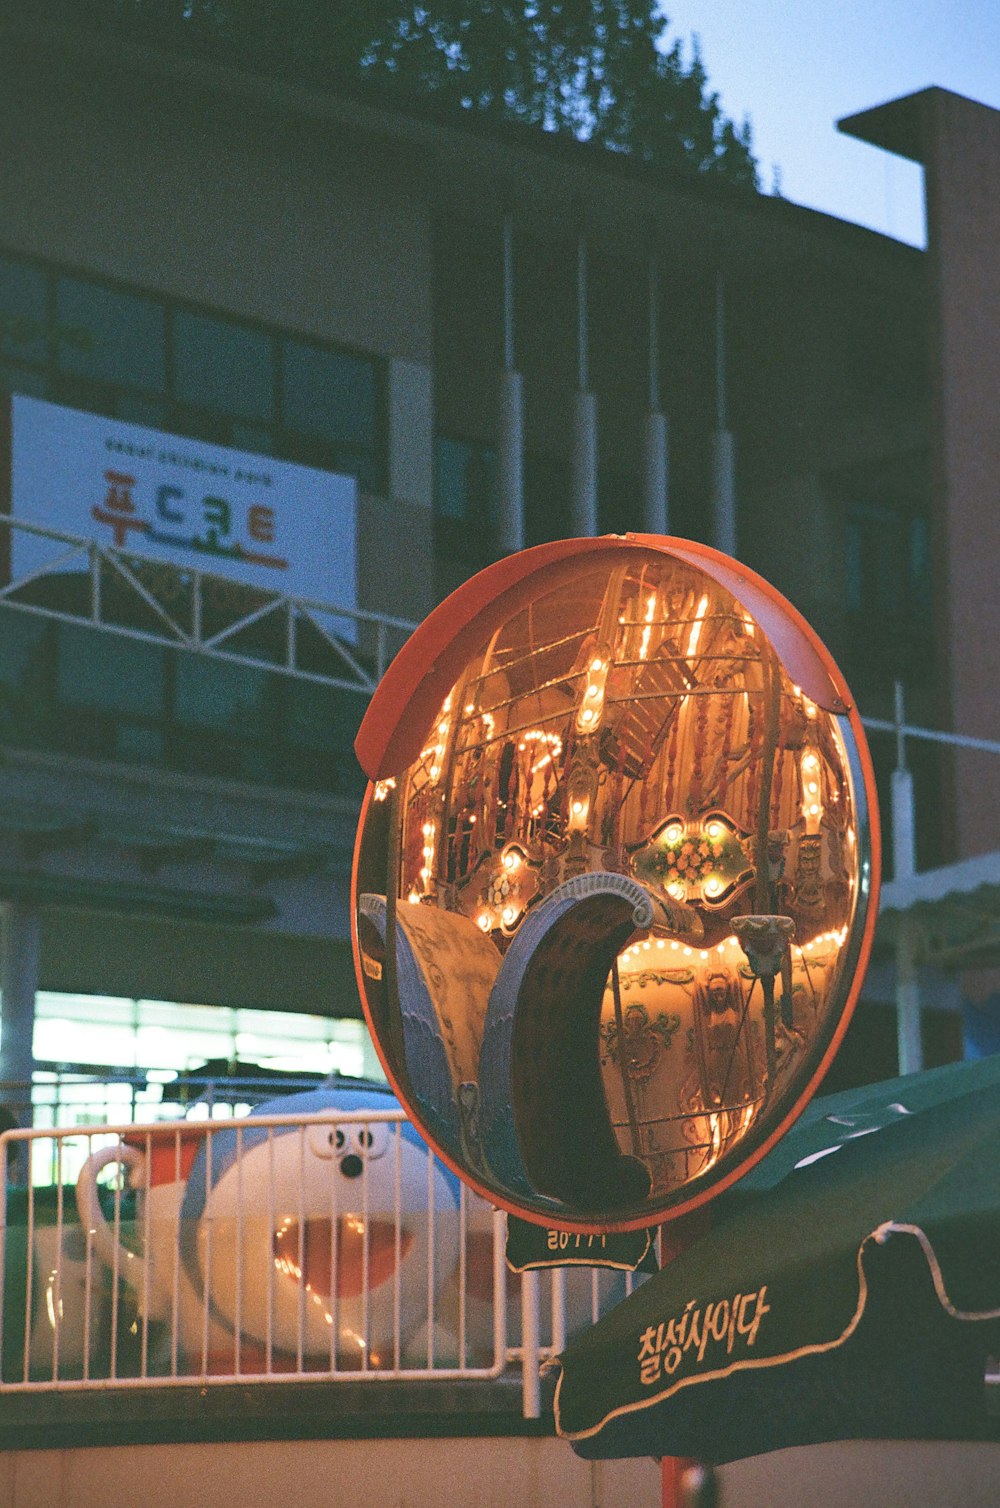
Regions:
[[273, 1217, 415, 1299]]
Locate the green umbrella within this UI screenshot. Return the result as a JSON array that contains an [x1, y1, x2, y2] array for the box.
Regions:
[[555, 1053, 1000, 1463]]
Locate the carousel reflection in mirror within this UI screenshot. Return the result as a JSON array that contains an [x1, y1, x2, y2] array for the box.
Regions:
[[355, 548, 870, 1227]]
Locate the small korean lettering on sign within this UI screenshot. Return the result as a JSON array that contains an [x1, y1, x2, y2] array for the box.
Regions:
[[637, 1285, 771, 1386]]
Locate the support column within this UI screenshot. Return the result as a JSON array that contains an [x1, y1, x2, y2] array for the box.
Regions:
[[644, 413, 668, 535], [0, 902, 41, 1127], [497, 213, 525, 557], [711, 271, 736, 557], [520, 1268, 541, 1419], [571, 230, 598, 537], [498, 373, 524, 556], [892, 682, 922, 1074], [644, 249, 669, 536], [572, 391, 598, 536]]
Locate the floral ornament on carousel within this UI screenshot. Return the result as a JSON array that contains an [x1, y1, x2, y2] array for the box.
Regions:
[[601, 1002, 683, 1083], [629, 811, 753, 908], [475, 843, 541, 937]]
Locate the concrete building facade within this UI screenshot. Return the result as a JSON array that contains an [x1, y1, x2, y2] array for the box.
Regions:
[[0, 11, 995, 1097]]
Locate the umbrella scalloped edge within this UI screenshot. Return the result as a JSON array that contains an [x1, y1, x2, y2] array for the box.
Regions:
[[553, 1220, 1000, 1444]]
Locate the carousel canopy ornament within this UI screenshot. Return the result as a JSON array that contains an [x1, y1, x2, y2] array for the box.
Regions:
[[352, 536, 880, 1233]]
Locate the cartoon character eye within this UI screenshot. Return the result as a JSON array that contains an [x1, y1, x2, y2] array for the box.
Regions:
[[358, 1129, 374, 1149], [328, 1128, 346, 1150]]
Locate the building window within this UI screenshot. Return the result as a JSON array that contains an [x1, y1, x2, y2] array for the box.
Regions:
[[524, 451, 572, 548], [173, 309, 273, 423], [56, 625, 166, 720], [0, 612, 366, 795], [844, 499, 932, 685], [0, 247, 387, 494], [55, 277, 167, 392], [599, 463, 641, 537], [283, 340, 378, 449], [0, 254, 48, 366], [28, 993, 385, 1166], [433, 434, 497, 564]]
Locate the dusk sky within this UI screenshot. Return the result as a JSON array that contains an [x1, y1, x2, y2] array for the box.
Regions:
[[657, 0, 1000, 245]]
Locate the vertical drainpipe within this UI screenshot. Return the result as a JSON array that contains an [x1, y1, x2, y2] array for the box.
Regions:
[[892, 681, 923, 1074], [497, 212, 525, 557], [643, 245, 669, 536], [711, 269, 737, 557], [572, 226, 598, 538]]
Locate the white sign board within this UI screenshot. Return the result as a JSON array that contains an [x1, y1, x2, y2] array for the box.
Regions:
[[10, 395, 357, 628]]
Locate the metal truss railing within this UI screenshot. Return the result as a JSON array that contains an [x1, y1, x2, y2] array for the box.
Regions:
[[0, 514, 417, 693]]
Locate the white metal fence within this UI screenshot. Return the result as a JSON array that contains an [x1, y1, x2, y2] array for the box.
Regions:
[[0, 1111, 633, 1412]]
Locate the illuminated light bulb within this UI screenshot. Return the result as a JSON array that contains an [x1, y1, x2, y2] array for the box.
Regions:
[[809, 804, 821, 817], [700, 951, 709, 961], [807, 782, 819, 796], [430, 765, 441, 780], [665, 824, 683, 845], [643, 940, 652, 951], [667, 882, 685, 901], [502, 906, 517, 926], [704, 877, 722, 896], [717, 943, 725, 954], [683, 947, 693, 957], [686, 594, 710, 658], [580, 708, 595, 724], [571, 799, 586, 815], [805, 703, 817, 719], [477, 914, 491, 931], [502, 851, 520, 870], [408, 890, 421, 905], [727, 936, 737, 947], [586, 684, 600, 698], [657, 939, 665, 949], [590, 658, 604, 673], [423, 822, 433, 836], [469, 814, 477, 825], [706, 821, 722, 841], [670, 941, 680, 951], [639, 594, 656, 659]]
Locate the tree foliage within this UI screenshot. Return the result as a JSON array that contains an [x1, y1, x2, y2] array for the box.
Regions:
[[92, 0, 758, 187]]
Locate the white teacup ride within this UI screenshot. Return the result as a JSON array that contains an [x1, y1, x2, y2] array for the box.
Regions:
[[77, 1085, 474, 1374]]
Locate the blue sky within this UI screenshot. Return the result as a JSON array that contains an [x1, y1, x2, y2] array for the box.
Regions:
[[657, 1, 1000, 245]]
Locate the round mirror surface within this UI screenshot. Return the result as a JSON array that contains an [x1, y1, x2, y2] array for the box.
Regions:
[[353, 541, 878, 1230]]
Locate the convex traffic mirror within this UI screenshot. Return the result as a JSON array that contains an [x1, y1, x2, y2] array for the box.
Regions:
[[352, 537, 879, 1232]]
